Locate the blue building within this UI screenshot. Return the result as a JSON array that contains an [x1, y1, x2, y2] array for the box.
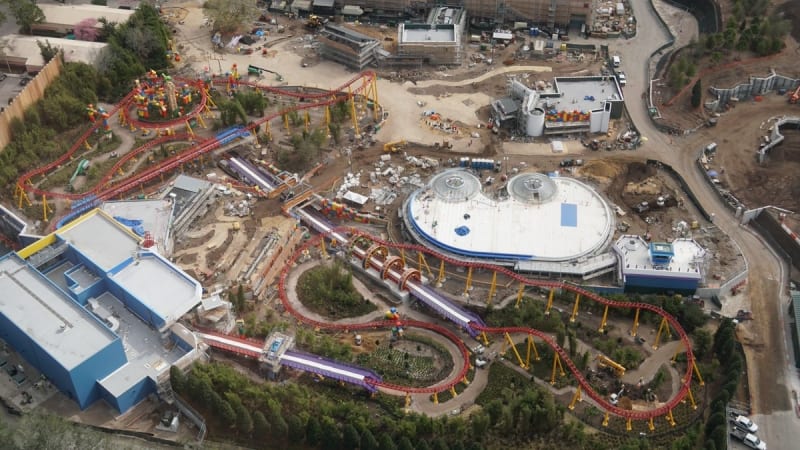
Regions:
[[0, 209, 202, 413], [614, 235, 707, 294]]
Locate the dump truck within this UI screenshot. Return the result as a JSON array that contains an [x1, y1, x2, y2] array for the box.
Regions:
[[383, 139, 407, 153]]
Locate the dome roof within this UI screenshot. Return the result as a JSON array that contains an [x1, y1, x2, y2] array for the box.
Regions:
[[508, 173, 557, 204], [430, 170, 481, 203]]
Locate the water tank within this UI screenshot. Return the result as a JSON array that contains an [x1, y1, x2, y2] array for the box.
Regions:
[[525, 108, 546, 137], [656, 196, 665, 207]]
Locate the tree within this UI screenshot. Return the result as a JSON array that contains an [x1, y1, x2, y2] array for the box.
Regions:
[[378, 433, 397, 450], [234, 402, 253, 435], [219, 400, 237, 428], [320, 419, 341, 450], [286, 414, 305, 442], [342, 424, 361, 450], [253, 411, 270, 439], [74, 18, 100, 42], [169, 365, 186, 393], [306, 416, 322, 446], [398, 437, 415, 450], [2, 0, 44, 35], [691, 80, 703, 109], [37, 40, 58, 64], [360, 428, 379, 450], [692, 329, 712, 360], [204, 0, 259, 34]]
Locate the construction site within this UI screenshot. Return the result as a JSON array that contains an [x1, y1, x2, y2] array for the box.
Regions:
[[1, 0, 798, 448]]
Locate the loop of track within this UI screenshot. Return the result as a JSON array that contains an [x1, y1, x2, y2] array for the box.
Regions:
[[279, 226, 698, 421]]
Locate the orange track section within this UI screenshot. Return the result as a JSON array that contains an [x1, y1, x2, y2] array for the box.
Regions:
[[279, 227, 699, 421]]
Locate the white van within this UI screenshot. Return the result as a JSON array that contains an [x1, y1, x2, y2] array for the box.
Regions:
[[612, 55, 621, 67]]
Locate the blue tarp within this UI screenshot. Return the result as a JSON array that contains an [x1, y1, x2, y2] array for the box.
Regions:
[[454, 226, 470, 236], [114, 216, 145, 237], [560, 203, 577, 227]]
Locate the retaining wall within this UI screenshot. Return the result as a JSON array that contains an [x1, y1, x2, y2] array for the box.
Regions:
[[709, 70, 800, 108]]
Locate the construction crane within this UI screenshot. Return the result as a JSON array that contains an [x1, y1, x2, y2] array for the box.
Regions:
[[383, 139, 407, 153], [789, 85, 800, 104], [596, 354, 626, 378]]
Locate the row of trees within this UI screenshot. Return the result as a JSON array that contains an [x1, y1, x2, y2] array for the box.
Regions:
[[703, 319, 744, 450], [171, 362, 490, 450]]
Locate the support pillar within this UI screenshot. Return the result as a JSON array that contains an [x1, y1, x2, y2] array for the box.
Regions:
[[550, 353, 565, 384], [417, 252, 432, 278], [653, 317, 670, 350], [666, 409, 676, 426], [514, 283, 525, 308], [436, 259, 446, 287], [544, 288, 555, 315], [599, 305, 609, 332], [602, 412, 609, 427], [693, 362, 705, 386], [648, 417, 655, 431], [526, 335, 540, 363], [432, 392, 438, 404], [463, 266, 473, 296], [504, 332, 526, 368], [570, 293, 581, 323], [687, 385, 697, 410], [630, 308, 640, 336], [569, 385, 581, 410], [487, 271, 497, 305]]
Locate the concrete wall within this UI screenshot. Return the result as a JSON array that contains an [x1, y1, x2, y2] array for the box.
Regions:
[[709, 71, 800, 108], [101, 376, 153, 413], [0, 54, 63, 151]]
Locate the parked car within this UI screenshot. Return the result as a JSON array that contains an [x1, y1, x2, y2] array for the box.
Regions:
[[731, 415, 758, 433]]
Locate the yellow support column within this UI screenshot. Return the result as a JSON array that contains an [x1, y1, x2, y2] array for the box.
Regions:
[[648, 417, 655, 431], [196, 114, 207, 129], [400, 249, 406, 266], [602, 412, 609, 427], [526, 335, 541, 364], [463, 266, 473, 296], [693, 362, 705, 386], [666, 409, 676, 426], [462, 376, 469, 386], [319, 239, 328, 259], [449, 386, 457, 398], [487, 271, 497, 305], [569, 385, 582, 410], [42, 195, 49, 222], [550, 353, 565, 384], [515, 283, 525, 308], [480, 332, 489, 346], [325, 105, 331, 126], [653, 317, 669, 350], [599, 305, 609, 332], [432, 392, 438, 404], [630, 308, 641, 336], [405, 393, 411, 408], [185, 120, 194, 138], [348, 86, 359, 136], [687, 385, 697, 409], [570, 293, 581, 323], [545, 288, 555, 315], [283, 112, 290, 131], [672, 346, 683, 364], [417, 252, 432, 278], [370, 76, 380, 120], [626, 418, 632, 431], [264, 120, 271, 141], [304, 110, 310, 131], [436, 259, 446, 287], [504, 332, 526, 368]]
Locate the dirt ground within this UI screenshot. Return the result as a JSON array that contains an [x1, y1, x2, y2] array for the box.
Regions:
[[698, 93, 800, 214]]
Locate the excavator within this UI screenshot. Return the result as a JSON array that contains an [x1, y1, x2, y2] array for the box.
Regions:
[[789, 85, 800, 104], [596, 354, 626, 378], [383, 139, 407, 153]]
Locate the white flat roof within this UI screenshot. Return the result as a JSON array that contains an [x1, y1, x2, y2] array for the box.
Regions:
[[402, 26, 456, 43], [38, 4, 135, 27], [615, 235, 705, 278], [58, 212, 139, 272], [111, 253, 200, 330], [407, 171, 614, 261], [553, 77, 623, 113], [0, 255, 115, 370], [101, 199, 174, 256], [0, 35, 107, 69]]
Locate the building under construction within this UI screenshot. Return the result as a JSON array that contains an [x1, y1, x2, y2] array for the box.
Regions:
[[318, 23, 382, 70], [339, 0, 592, 29], [397, 6, 466, 66]]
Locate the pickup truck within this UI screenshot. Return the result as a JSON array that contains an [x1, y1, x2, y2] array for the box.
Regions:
[[731, 428, 766, 450]]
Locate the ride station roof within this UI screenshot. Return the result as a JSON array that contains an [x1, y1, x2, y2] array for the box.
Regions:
[[406, 170, 614, 262]]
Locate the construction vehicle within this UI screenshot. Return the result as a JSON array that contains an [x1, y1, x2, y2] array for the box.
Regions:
[[595, 354, 626, 377], [247, 64, 283, 82], [305, 15, 327, 30], [735, 309, 753, 321], [383, 139, 407, 153], [789, 85, 800, 104]]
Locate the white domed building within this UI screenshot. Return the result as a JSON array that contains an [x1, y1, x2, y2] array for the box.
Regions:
[[402, 169, 618, 278]]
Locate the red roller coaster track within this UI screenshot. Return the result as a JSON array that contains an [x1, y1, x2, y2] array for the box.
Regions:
[[278, 227, 701, 423], [15, 72, 379, 203]]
